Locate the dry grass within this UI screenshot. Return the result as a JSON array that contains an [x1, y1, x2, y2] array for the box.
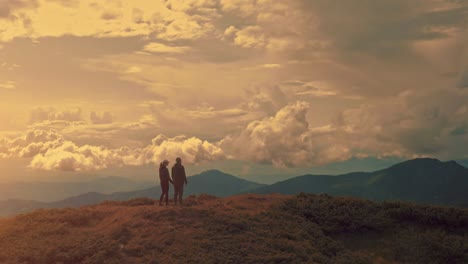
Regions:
[[0, 193, 466, 264]]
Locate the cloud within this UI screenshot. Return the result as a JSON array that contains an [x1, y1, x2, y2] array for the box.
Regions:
[[224, 26, 238, 38], [125, 66, 142, 73], [241, 64, 282, 70], [0, 81, 16, 89], [1, 62, 20, 71], [29, 141, 114, 171], [0, 130, 225, 172], [28, 114, 160, 149], [281, 80, 338, 97], [458, 70, 468, 88], [242, 85, 288, 116], [222, 85, 468, 167], [232, 26, 266, 48], [90, 111, 113, 124], [165, 0, 218, 13], [0, 130, 64, 158], [298, 0, 467, 57], [0, 0, 217, 42], [450, 123, 467, 136], [100, 11, 122, 20], [0, 0, 38, 18], [1, 0, 467, 173], [332, 87, 468, 158], [143, 42, 192, 54], [146, 102, 254, 140], [185, 107, 248, 120], [222, 102, 352, 167], [148, 134, 225, 164], [30, 107, 83, 123], [221, 1, 306, 51]]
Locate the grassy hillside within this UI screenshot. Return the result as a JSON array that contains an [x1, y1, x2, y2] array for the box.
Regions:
[[0, 193, 467, 263]]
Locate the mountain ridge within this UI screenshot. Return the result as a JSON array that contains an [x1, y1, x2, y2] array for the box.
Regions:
[[1, 158, 467, 217], [0, 170, 265, 216], [0, 176, 154, 202], [249, 158, 468, 206]]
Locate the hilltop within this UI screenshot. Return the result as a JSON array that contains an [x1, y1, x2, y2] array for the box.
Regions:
[[0, 194, 467, 263]]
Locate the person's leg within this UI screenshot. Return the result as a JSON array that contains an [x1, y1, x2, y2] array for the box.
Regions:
[[174, 185, 179, 205], [160, 182, 168, 205], [165, 190, 169, 205], [178, 185, 184, 204], [159, 192, 164, 205]]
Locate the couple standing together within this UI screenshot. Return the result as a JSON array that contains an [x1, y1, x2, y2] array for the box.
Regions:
[[159, 157, 188, 206]]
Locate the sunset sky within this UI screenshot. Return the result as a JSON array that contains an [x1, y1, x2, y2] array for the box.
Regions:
[[0, 0, 467, 183]]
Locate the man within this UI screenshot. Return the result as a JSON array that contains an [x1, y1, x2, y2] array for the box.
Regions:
[[159, 160, 173, 206], [171, 157, 187, 205]]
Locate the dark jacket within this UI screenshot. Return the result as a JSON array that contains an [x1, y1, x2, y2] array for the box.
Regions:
[[171, 163, 187, 185], [159, 166, 172, 183]]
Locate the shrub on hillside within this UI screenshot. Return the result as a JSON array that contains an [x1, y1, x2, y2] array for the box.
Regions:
[[279, 193, 391, 234], [389, 228, 468, 264], [383, 201, 468, 230]]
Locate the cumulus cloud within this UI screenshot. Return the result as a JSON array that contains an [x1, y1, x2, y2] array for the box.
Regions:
[[0, 130, 225, 172], [0, 130, 64, 158], [222, 85, 468, 167], [1, 0, 467, 173], [30, 142, 114, 171], [220, 0, 307, 51], [333, 87, 468, 158], [0, 0, 217, 42], [30, 107, 83, 123], [232, 26, 266, 48], [242, 85, 288, 116], [148, 134, 225, 164], [222, 102, 352, 167], [90, 111, 113, 124]]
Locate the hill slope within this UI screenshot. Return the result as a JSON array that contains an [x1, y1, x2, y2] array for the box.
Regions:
[[0, 194, 467, 263], [250, 158, 468, 206]]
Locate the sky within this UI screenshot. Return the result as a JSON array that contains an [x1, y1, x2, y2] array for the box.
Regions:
[[0, 0, 467, 183]]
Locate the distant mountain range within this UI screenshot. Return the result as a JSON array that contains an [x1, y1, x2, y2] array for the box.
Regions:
[[0, 170, 265, 216], [249, 158, 468, 206], [0, 176, 154, 202], [1, 158, 467, 216]]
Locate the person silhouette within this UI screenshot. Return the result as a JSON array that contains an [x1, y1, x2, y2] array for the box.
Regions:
[[171, 157, 187, 205], [159, 160, 173, 206]]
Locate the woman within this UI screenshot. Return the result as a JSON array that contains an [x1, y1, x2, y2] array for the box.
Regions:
[[159, 160, 173, 206]]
